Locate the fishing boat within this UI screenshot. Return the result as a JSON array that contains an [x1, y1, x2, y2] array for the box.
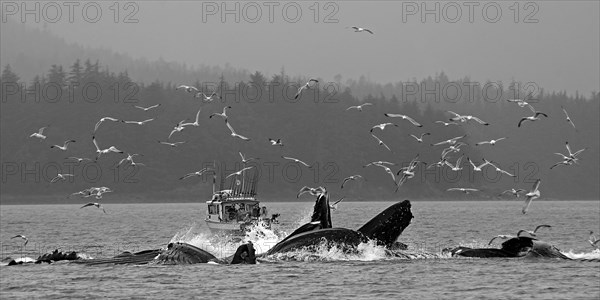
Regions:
[[205, 167, 278, 233]]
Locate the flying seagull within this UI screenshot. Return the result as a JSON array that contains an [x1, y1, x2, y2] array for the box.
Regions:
[[431, 134, 467, 146], [282, 156, 312, 168], [181, 109, 202, 127], [350, 26, 374, 34], [269, 138, 284, 146], [294, 79, 319, 99], [447, 187, 479, 194], [180, 168, 215, 180], [297, 186, 327, 198], [94, 117, 120, 133], [447, 111, 489, 125], [561, 106, 576, 130], [384, 113, 423, 127], [371, 134, 392, 152], [92, 136, 123, 160], [409, 133, 431, 143], [117, 153, 144, 168], [346, 103, 373, 111], [195, 91, 222, 102], [225, 120, 251, 141], [50, 173, 75, 183], [467, 157, 491, 172], [50, 140, 76, 151], [239, 152, 259, 164], [132, 104, 161, 111], [329, 197, 344, 210], [122, 119, 154, 126], [158, 140, 186, 147], [81, 202, 106, 213], [341, 175, 363, 189], [475, 137, 507, 146], [176, 85, 199, 93], [434, 121, 458, 126], [225, 166, 255, 179], [518, 105, 548, 127], [499, 188, 526, 198], [209, 106, 232, 120], [370, 123, 398, 132], [65, 157, 92, 164], [30, 126, 49, 140], [11, 235, 28, 246], [517, 225, 552, 237], [168, 119, 188, 140], [522, 179, 541, 214]]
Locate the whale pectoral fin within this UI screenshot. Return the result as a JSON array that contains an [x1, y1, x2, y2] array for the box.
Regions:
[[156, 242, 219, 265], [229, 243, 257, 264], [357, 200, 413, 248]]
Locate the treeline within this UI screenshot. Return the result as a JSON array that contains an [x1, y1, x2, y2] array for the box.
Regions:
[[0, 60, 598, 203]]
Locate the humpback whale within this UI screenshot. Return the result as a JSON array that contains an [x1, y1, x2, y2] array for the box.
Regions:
[[265, 191, 414, 256], [446, 236, 572, 259]]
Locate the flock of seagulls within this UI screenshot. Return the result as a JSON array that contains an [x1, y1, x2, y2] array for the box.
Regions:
[[14, 25, 595, 253]]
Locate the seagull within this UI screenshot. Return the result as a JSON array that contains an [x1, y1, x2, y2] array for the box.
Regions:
[[467, 157, 491, 172], [168, 119, 188, 139], [441, 142, 468, 158], [550, 157, 576, 170], [132, 104, 161, 111], [209, 106, 232, 120], [431, 134, 467, 146], [158, 140, 185, 147], [30, 126, 49, 140], [506, 98, 530, 107], [488, 235, 513, 245], [176, 85, 199, 93], [395, 154, 425, 190], [447, 188, 479, 194], [350, 26, 374, 34], [225, 120, 251, 141], [181, 109, 202, 127], [117, 153, 144, 167], [522, 179, 541, 214], [409, 133, 431, 143], [444, 155, 464, 172], [50, 173, 75, 183], [65, 157, 92, 164], [371, 134, 392, 152], [180, 168, 215, 180], [11, 235, 28, 246], [50, 140, 76, 151], [329, 197, 344, 210], [447, 111, 489, 125], [384, 113, 423, 127], [225, 166, 255, 179], [371, 163, 396, 184], [341, 175, 363, 189], [81, 202, 106, 213], [434, 121, 458, 126], [564, 141, 586, 161], [297, 186, 327, 198], [195, 91, 221, 102], [589, 231, 600, 249], [269, 138, 284, 146], [475, 137, 507, 146], [517, 225, 552, 237], [518, 105, 548, 127], [370, 123, 398, 132], [92, 136, 123, 160], [499, 188, 526, 198], [94, 117, 120, 133], [239, 152, 259, 164], [486, 160, 516, 177], [426, 157, 448, 169], [561, 106, 576, 130], [122, 119, 154, 125], [282, 156, 312, 168], [363, 161, 396, 168], [346, 103, 373, 111], [294, 79, 319, 99]]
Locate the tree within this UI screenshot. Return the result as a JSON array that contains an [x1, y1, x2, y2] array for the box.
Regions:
[[1, 64, 20, 83]]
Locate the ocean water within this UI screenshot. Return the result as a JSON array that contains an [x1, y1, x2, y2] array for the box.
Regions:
[[1, 200, 599, 299]]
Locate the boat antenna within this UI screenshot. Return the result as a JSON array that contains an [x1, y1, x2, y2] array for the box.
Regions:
[[212, 160, 216, 194]]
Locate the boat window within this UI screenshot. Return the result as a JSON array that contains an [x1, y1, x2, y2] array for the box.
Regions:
[[208, 205, 217, 214]]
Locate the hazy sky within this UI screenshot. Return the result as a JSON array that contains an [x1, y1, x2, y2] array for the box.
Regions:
[[10, 1, 600, 95]]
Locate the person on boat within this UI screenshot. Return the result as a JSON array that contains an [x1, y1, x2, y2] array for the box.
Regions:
[[243, 212, 252, 223], [260, 206, 269, 219]]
